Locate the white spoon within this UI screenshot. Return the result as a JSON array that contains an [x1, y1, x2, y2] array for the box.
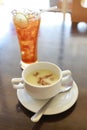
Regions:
[[31, 85, 72, 122]]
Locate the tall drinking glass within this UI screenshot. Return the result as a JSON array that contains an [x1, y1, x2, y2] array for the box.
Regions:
[[12, 9, 41, 69]]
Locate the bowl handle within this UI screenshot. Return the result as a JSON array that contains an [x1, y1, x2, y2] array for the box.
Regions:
[[11, 78, 24, 89], [62, 70, 73, 86]]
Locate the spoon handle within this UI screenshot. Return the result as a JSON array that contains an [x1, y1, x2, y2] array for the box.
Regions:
[[31, 98, 53, 122]]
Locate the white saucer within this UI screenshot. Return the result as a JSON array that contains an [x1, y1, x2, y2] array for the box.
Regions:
[[17, 81, 78, 115]]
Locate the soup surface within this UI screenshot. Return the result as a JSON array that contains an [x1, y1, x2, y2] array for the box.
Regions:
[[26, 69, 59, 86]]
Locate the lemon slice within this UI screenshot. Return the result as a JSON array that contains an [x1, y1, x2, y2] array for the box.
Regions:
[[14, 13, 28, 28]]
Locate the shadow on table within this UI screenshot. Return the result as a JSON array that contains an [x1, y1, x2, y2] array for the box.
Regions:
[[16, 100, 77, 123], [16, 100, 77, 130]]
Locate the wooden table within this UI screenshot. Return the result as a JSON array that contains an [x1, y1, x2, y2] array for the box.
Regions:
[[0, 10, 87, 130]]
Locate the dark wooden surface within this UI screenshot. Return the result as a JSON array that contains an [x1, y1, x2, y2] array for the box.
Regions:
[[0, 8, 87, 130]]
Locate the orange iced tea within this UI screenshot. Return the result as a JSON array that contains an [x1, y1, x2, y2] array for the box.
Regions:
[[12, 9, 40, 69]]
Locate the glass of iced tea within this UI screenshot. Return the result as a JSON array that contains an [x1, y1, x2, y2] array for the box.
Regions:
[[12, 9, 41, 69]]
